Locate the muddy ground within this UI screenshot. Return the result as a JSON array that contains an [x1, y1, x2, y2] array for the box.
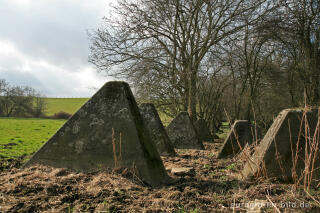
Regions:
[[0, 142, 320, 212]]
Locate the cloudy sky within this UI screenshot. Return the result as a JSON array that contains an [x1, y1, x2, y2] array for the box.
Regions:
[[0, 0, 113, 97]]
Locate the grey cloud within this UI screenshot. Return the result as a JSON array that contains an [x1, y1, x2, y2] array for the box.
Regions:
[[0, 0, 112, 96], [0, 69, 49, 95], [0, 0, 110, 70], [0, 68, 104, 97]]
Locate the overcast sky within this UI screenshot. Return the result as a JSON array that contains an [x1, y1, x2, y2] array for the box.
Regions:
[[0, 0, 113, 97]]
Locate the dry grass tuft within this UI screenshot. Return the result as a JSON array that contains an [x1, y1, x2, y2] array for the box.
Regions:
[[0, 142, 319, 212]]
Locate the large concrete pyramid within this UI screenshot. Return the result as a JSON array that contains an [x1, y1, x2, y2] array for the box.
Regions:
[[218, 120, 261, 159], [194, 118, 213, 142], [139, 103, 176, 156], [166, 112, 205, 149], [23, 81, 168, 186], [241, 108, 320, 182]]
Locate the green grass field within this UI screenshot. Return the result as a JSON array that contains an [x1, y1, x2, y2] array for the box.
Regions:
[[0, 118, 65, 160], [44, 97, 174, 124], [44, 98, 88, 116], [0, 98, 228, 162], [0, 96, 172, 161]]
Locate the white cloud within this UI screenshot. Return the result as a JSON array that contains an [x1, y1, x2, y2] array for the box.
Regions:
[[0, 39, 107, 97], [10, 0, 32, 7], [0, 0, 114, 97]]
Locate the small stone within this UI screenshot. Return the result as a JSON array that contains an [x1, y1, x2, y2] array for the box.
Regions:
[[171, 167, 195, 176]]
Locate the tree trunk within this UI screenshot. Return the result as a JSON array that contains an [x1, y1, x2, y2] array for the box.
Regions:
[[183, 77, 189, 111], [188, 69, 197, 122]]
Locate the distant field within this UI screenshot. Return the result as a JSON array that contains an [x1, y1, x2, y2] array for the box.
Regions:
[[0, 98, 227, 162], [0, 118, 65, 160], [44, 97, 174, 125], [0, 98, 173, 161], [44, 98, 89, 116]]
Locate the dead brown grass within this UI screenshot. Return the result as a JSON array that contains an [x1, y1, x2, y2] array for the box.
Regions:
[[0, 142, 319, 212]]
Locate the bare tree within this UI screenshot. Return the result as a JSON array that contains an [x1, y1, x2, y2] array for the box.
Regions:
[[263, 0, 320, 105], [0, 79, 46, 117], [89, 0, 273, 121], [33, 92, 47, 118], [224, 19, 277, 121]]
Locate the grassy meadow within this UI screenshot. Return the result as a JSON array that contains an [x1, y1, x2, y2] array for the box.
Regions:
[[0, 118, 65, 161], [44, 98, 88, 116], [0, 97, 229, 162], [45, 97, 175, 125]]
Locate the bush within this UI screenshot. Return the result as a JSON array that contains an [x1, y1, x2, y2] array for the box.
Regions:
[[50, 111, 72, 120]]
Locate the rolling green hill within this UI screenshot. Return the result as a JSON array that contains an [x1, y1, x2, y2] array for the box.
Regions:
[[44, 98, 89, 116], [44, 97, 174, 125]]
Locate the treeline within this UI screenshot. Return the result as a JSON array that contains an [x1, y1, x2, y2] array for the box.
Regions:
[[89, 0, 320, 133], [0, 79, 46, 117]]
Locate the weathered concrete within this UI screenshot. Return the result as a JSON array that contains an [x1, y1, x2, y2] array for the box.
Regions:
[[194, 118, 213, 142], [23, 81, 168, 186], [241, 108, 320, 183], [139, 103, 176, 156], [217, 120, 261, 159], [166, 112, 205, 149]]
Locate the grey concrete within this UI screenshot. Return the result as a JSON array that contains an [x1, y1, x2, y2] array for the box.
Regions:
[[194, 118, 213, 142], [218, 120, 261, 159], [166, 112, 205, 149], [139, 103, 176, 156], [23, 81, 168, 186], [241, 108, 320, 183]]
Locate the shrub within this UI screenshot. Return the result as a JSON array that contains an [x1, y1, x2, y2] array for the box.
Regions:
[[51, 111, 72, 120]]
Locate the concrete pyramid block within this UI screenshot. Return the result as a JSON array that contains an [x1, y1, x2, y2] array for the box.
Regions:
[[166, 112, 205, 149], [139, 103, 176, 156], [218, 120, 261, 159], [194, 118, 213, 142], [241, 108, 320, 182], [23, 81, 168, 186]]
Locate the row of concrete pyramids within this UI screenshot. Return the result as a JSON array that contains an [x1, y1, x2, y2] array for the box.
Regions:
[[23, 81, 207, 186], [23, 81, 320, 185]]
